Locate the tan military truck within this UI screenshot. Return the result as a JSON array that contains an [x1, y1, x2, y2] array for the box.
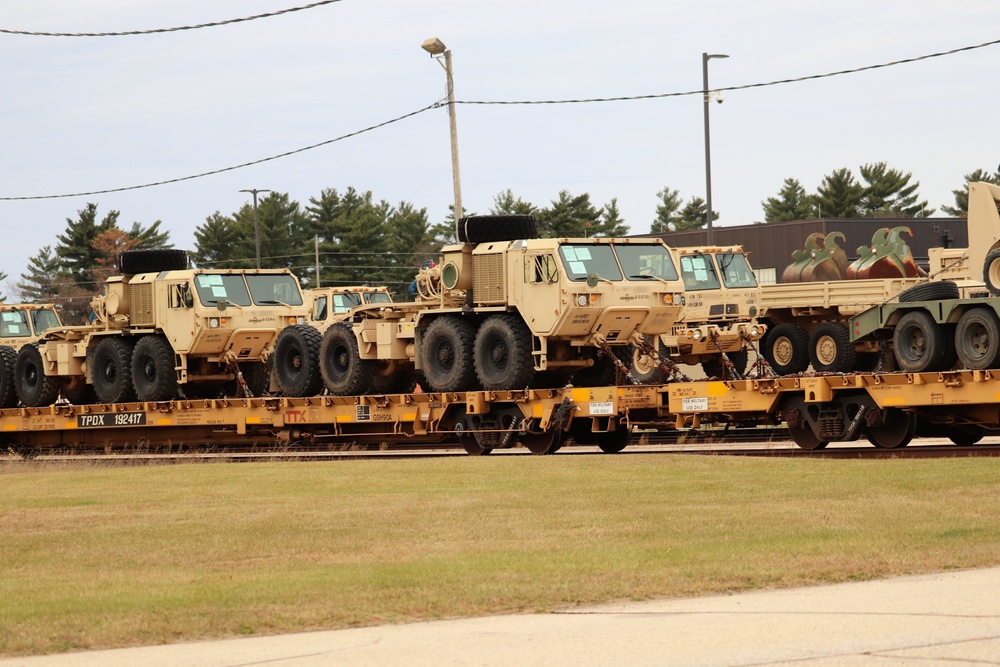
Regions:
[[629, 245, 766, 381], [0, 303, 63, 408], [14, 249, 310, 406], [273, 216, 687, 396]]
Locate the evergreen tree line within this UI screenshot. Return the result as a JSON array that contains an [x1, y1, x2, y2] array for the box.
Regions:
[[5, 167, 996, 319]]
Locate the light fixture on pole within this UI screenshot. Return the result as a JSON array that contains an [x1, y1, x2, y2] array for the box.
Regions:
[[702, 52, 728, 245], [421, 37, 463, 240], [240, 188, 271, 269]]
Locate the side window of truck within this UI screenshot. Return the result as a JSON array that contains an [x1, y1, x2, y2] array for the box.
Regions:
[[169, 283, 194, 308], [525, 254, 559, 284]]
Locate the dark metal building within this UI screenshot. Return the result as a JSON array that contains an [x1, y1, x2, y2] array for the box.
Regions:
[[640, 217, 966, 284]]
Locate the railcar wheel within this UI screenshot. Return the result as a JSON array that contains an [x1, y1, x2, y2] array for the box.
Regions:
[[787, 425, 828, 450], [320, 323, 374, 396], [764, 323, 810, 375], [596, 427, 630, 454], [520, 428, 563, 455], [474, 314, 535, 390], [955, 308, 1000, 370], [422, 317, 478, 393], [0, 346, 17, 408], [91, 337, 137, 403], [273, 324, 323, 397], [893, 310, 948, 373], [808, 322, 856, 373], [14, 344, 60, 407], [948, 426, 985, 446], [131, 335, 178, 402], [865, 409, 916, 449]]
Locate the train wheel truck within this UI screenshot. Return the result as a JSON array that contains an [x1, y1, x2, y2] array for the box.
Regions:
[[14, 249, 311, 407], [274, 215, 688, 397]]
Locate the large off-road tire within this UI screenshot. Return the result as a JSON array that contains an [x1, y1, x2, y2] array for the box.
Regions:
[[898, 280, 959, 303], [273, 324, 323, 397], [628, 336, 667, 385], [370, 361, 419, 394], [14, 344, 60, 407], [893, 310, 949, 373], [421, 317, 478, 393], [91, 337, 137, 403], [131, 335, 178, 402], [983, 248, 1000, 296], [456, 215, 538, 244], [763, 323, 810, 375], [320, 323, 374, 396], [955, 307, 1000, 370], [572, 349, 626, 387], [808, 322, 856, 373], [473, 314, 536, 390], [119, 248, 188, 275], [702, 348, 749, 380], [0, 346, 17, 408], [240, 361, 270, 397]]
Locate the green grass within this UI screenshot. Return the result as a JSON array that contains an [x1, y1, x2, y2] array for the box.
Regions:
[[2, 455, 1000, 656]]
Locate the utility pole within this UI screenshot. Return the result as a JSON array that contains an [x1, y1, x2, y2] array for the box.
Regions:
[[240, 188, 271, 269]]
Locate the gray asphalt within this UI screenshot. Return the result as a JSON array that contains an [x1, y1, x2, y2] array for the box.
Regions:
[[3, 566, 1000, 666]]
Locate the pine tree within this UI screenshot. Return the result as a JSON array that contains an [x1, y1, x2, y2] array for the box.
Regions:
[[16, 246, 66, 304], [599, 197, 629, 236], [815, 168, 864, 218], [652, 187, 683, 233], [535, 190, 604, 237], [858, 162, 934, 217], [55, 203, 119, 292], [675, 196, 716, 231], [490, 189, 536, 216], [942, 169, 1000, 216], [192, 212, 241, 268], [762, 178, 816, 222]]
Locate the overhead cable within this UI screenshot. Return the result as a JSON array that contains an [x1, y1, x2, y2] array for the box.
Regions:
[[0, 103, 441, 201], [456, 37, 1000, 106], [0, 0, 344, 37]]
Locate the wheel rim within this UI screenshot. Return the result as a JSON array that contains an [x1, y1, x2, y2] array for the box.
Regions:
[[140, 357, 156, 382], [901, 326, 927, 362], [433, 340, 455, 372], [815, 335, 837, 366], [102, 359, 118, 384], [331, 344, 350, 378], [773, 337, 793, 366], [632, 348, 657, 375], [487, 337, 509, 372]]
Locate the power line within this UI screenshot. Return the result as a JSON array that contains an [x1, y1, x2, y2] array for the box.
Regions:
[[0, 0, 344, 37], [0, 103, 441, 201], [456, 37, 1000, 106]]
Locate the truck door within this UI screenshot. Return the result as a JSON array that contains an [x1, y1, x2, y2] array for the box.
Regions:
[[521, 252, 561, 335]]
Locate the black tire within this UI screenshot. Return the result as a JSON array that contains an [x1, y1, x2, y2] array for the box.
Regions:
[[91, 337, 137, 403], [370, 361, 419, 394], [763, 323, 810, 375], [984, 248, 1000, 296], [808, 322, 856, 373], [893, 310, 949, 373], [15, 344, 60, 407], [628, 337, 667, 385], [702, 348, 749, 380], [273, 324, 323, 397], [898, 280, 959, 303], [421, 317, 478, 392], [320, 323, 374, 396], [955, 308, 1000, 370], [131, 335, 178, 402], [473, 314, 536, 390], [0, 346, 16, 408], [240, 362, 269, 397], [63, 384, 97, 405], [456, 215, 538, 244], [119, 248, 188, 275]]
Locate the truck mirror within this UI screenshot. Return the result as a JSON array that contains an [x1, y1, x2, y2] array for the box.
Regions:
[[217, 298, 228, 312], [184, 288, 194, 308], [586, 274, 598, 288]]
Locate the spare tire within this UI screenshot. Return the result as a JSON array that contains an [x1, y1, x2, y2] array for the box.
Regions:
[[457, 215, 538, 244], [897, 280, 959, 303], [119, 249, 189, 275]]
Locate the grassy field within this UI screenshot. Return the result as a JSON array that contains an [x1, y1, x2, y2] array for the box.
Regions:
[[2, 454, 1000, 656]]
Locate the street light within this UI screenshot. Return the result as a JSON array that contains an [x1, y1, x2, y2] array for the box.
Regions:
[[240, 188, 271, 269], [702, 52, 728, 245], [421, 37, 463, 240]]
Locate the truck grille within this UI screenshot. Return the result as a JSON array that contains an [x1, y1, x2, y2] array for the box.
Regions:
[[129, 283, 154, 327], [474, 254, 506, 304]]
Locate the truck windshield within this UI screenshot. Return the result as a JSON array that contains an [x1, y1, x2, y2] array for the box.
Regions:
[[558, 244, 624, 282], [194, 274, 253, 307], [245, 274, 305, 306], [0, 311, 30, 338], [31, 309, 61, 334], [615, 244, 680, 282], [678, 253, 721, 290], [365, 292, 392, 304], [717, 252, 757, 288]]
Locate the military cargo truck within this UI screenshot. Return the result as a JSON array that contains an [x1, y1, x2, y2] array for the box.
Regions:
[[14, 249, 310, 406], [0, 303, 63, 408]]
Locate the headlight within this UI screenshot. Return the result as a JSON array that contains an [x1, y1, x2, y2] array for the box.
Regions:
[[209, 318, 220, 329], [692, 329, 703, 341], [751, 325, 760, 336], [577, 294, 589, 307]]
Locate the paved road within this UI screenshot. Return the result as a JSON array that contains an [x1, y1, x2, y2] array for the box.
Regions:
[[4, 567, 1000, 666]]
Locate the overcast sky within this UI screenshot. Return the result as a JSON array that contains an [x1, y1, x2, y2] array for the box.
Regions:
[[1, 0, 998, 292]]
